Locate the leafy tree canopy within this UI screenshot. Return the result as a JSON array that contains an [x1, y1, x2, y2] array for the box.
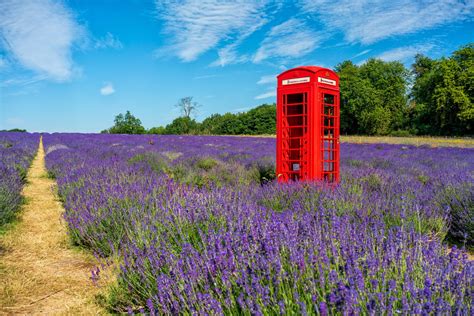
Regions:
[[106, 111, 146, 134]]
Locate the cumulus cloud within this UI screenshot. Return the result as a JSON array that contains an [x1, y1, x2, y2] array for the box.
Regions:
[[100, 82, 115, 96], [300, 0, 474, 44], [155, 0, 269, 62], [0, 0, 84, 81], [253, 19, 322, 63]]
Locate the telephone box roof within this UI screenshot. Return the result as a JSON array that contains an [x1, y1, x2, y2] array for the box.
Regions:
[[277, 66, 337, 78]]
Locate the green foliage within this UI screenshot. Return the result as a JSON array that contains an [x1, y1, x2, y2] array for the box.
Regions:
[[241, 104, 276, 135], [196, 157, 218, 171], [0, 187, 24, 228], [199, 114, 222, 134], [439, 184, 474, 247], [410, 43, 473, 135], [128, 152, 169, 174], [147, 126, 166, 134], [255, 160, 276, 184], [0, 128, 27, 132], [336, 43, 473, 135], [165, 116, 198, 135], [105, 111, 146, 134], [211, 112, 247, 135], [198, 104, 276, 135], [336, 59, 409, 135]]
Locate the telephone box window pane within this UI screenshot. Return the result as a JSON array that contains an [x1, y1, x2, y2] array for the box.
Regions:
[[324, 129, 334, 137], [287, 93, 304, 104], [323, 162, 334, 172], [288, 105, 305, 115], [324, 94, 334, 104], [324, 106, 334, 116], [288, 116, 304, 126], [324, 117, 334, 127], [324, 140, 334, 150]]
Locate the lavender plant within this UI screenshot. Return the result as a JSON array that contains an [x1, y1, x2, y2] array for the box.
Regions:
[[0, 132, 39, 227], [43, 133, 473, 314]]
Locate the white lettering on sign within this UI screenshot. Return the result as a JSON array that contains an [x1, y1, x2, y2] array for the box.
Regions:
[[318, 77, 336, 86], [282, 77, 310, 85]]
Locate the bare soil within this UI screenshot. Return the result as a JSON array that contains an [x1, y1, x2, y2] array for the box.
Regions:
[[0, 137, 105, 315]]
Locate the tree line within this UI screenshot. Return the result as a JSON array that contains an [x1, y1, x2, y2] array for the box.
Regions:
[[338, 43, 473, 136], [102, 43, 472, 136], [101, 102, 276, 135]]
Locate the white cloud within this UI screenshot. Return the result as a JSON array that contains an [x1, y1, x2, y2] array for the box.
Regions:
[[351, 49, 372, 59], [255, 90, 276, 100], [231, 106, 252, 113], [300, 0, 474, 44], [1, 75, 47, 88], [155, 0, 269, 62], [100, 82, 115, 96], [193, 74, 220, 80], [211, 43, 250, 67], [257, 74, 276, 85], [377, 44, 434, 62], [95, 32, 123, 50], [0, 0, 84, 81], [253, 19, 322, 63]]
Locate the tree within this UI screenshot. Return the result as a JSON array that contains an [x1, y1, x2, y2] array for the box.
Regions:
[[175, 97, 201, 118], [410, 43, 473, 135], [165, 117, 198, 134], [199, 114, 223, 134], [106, 111, 146, 134], [336, 61, 364, 134], [242, 104, 276, 135], [0, 128, 27, 132], [336, 59, 408, 135], [359, 59, 409, 132], [214, 113, 246, 135], [148, 126, 166, 134]]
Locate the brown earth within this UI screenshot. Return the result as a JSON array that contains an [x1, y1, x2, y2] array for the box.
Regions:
[[0, 137, 105, 315]]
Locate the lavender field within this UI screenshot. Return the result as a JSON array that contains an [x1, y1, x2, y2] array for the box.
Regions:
[[41, 133, 473, 314], [0, 132, 39, 228]]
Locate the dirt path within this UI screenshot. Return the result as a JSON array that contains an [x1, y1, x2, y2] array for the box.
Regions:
[[0, 137, 104, 315]]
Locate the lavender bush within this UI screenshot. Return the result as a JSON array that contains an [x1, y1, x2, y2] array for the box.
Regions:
[[0, 132, 39, 227], [43, 133, 473, 314]]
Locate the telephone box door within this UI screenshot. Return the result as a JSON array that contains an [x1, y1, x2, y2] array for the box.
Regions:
[[278, 89, 311, 181], [320, 89, 340, 182]]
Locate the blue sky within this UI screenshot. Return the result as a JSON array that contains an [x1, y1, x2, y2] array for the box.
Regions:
[[1, 0, 473, 132]]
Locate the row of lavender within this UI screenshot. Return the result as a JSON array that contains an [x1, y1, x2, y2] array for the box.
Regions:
[[0, 132, 39, 227], [43, 133, 473, 314]]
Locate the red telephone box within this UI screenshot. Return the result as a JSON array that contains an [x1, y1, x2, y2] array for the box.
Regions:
[[276, 66, 340, 183]]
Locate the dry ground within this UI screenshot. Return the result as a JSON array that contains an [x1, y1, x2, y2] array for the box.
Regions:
[[0, 137, 105, 315]]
